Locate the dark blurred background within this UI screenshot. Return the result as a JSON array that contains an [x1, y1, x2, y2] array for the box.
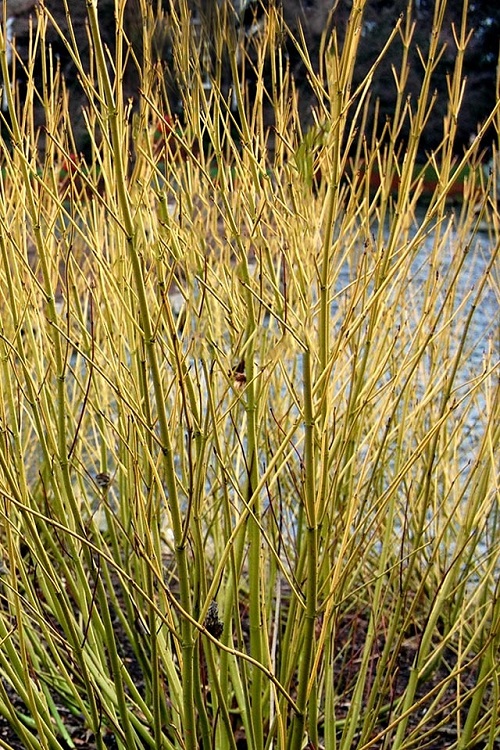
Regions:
[[1, 0, 498, 158]]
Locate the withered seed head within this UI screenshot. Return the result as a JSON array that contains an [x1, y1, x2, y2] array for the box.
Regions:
[[230, 358, 247, 387], [205, 599, 224, 639], [95, 472, 111, 489]]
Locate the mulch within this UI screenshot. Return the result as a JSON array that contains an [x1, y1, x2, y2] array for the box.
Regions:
[[0, 605, 498, 750]]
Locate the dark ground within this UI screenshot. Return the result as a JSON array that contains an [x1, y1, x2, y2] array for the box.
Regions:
[[0, 607, 498, 750]]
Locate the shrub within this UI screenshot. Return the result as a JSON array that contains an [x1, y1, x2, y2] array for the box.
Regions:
[[0, 1, 498, 748]]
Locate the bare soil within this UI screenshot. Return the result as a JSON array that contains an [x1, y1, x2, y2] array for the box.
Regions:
[[0, 605, 498, 750]]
